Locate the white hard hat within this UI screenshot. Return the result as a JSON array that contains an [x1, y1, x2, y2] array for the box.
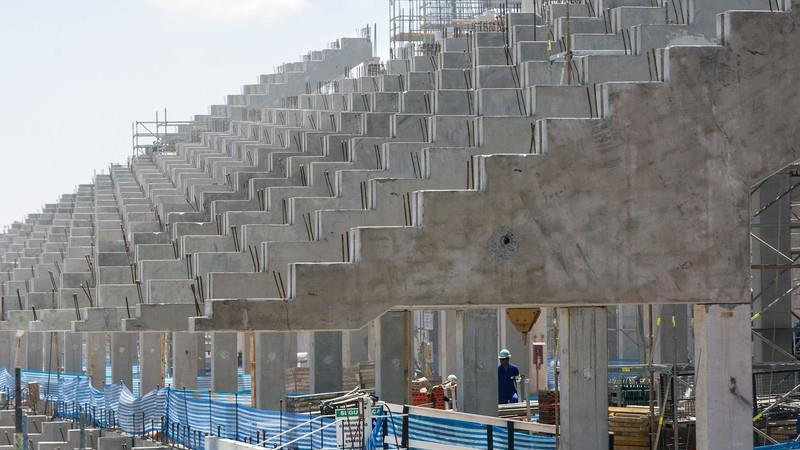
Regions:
[[498, 349, 511, 359]]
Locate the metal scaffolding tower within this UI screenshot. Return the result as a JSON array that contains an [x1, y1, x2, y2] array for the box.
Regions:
[[389, 0, 516, 57]]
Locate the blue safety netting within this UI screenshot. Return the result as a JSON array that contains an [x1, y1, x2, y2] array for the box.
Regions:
[[0, 367, 556, 449], [369, 412, 555, 449], [757, 443, 800, 449]]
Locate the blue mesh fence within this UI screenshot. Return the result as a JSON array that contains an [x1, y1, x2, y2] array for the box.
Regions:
[[0, 367, 556, 449]]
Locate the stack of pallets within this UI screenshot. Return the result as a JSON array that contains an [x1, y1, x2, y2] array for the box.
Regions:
[[608, 406, 651, 450], [538, 390, 559, 425], [284, 367, 310, 393]]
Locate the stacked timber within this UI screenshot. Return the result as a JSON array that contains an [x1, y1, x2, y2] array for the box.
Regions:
[[358, 362, 375, 388], [342, 366, 360, 390], [608, 406, 651, 450], [538, 390, 559, 425], [284, 389, 376, 413], [284, 367, 310, 393]]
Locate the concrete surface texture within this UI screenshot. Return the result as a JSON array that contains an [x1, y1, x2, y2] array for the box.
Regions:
[[0, 1, 797, 448]]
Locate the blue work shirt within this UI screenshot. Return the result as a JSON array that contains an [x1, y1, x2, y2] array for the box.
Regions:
[[498, 363, 520, 404]]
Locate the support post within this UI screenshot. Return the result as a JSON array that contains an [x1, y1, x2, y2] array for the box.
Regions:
[[26, 332, 43, 371], [309, 331, 342, 393], [694, 303, 752, 450], [63, 332, 82, 373], [86, 333, 106, 389], [0, 331, 14, 370], [140, 332, 163, 395], [254, 332, 296, 410], [375, 311, 410, 403], [456, 309, 498, 416], [558, 307, 608, 450], [211, 332, 237, 392], [111, 332, 136, 387], [173, 332, 201, 389]]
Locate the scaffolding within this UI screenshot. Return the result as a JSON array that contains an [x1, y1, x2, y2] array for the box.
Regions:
[[131, 109, 203, 156], [389, 0, 519, 58]]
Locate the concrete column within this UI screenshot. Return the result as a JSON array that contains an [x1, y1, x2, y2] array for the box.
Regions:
[[375, 311, 410, 404], [439, 310, 458, 379], [173, 332, 201, 389], [26, 332, 44, 371], [429, 311, 440, 376], [694, 303, 752, 450], [558, 307, 608, 450], [254, 332, 296, 409], [211, 332, 237, 392], [86, 333, 106, 389], [343, 328, 369, 366], [63, 332, 83, 373], [455, 309, 498, 416], [530, 308, 549, 394], [309, 331, 342, 393], [753, 175, 793, 362], [521, 0, 536, 13], [654, 304, 690, 365], [367, 322, 377, 363], [43, 332, 62, 372], [196, 333, 206, 376], [110, 332, 136, 387], [0, 331, 14, 370], [12, 332, 27, 369], [139, 332, 163, 395], [237, 333, 248, 374]]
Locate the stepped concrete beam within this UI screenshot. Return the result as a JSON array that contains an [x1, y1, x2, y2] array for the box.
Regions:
[[192, 7, 800, 332]]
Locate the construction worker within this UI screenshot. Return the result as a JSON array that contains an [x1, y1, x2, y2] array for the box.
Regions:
[[498, 349, 520, 404]]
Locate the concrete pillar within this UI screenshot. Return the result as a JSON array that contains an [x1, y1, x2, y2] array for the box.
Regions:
[[309, 331, 342, 393], [172, 332, 201, 389], [254, 332, 296, 409], [521, 0, 536, 13], [196, 333, 206, 376], [139, 332, 163, 395], [211, 332, 237, 392], [694, 303, 752, 450], [439, 310, 458, 379], [455, 309, 498, 416], [0, 331, 14, 370], [43, 332, 62, 373], [26, 332, 44, 371], [375, 311, 410, 404], [110, 332, 136, 387], [86, 333, 106, 389], [558, 307, 608, 450], [12, 332, 27, 370], [654, 304, 690, 365], [530, 308, 549, 394], [428, 311, 440, 376], [753, 174, 793, 362], [343, 328, 369, 366], [63, 332, 83, 373], [237, 333, 248, 374], [367, 323, 378, 363]]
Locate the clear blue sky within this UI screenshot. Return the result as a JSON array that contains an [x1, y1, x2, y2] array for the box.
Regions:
[[0, 0, 387, 228]]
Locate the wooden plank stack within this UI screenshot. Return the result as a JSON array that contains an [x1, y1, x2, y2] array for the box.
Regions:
[[538, 390, 559, 425], [284, 367, 310, 394], [358, 362, 375, 388], [342, 366, 360, 390], [608, 406, 651, 450]]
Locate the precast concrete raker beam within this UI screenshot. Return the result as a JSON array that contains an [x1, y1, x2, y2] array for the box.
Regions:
[[192, 7, 800, 332]]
